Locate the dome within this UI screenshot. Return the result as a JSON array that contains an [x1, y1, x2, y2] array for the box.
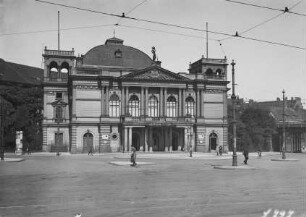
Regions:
[[83, 37, 153, 69]]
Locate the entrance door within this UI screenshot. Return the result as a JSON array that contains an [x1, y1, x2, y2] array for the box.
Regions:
[[55, 132, 63, 152], [172, 133, 178, 151], [209, 133, 218, 151], [132, 133, 140, 151], [153, 133, 160, 151], [83, 133, 93, 153]]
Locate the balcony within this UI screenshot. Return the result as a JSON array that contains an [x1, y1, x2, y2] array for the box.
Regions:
[[44, 77, 68, 82], [43, 49, 74, 57], [122, 116, 195, 125]]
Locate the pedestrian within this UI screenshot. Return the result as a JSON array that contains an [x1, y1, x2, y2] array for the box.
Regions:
[[219, 146, 223, 156], [243, 146, 249, 165], [130, 147, 137, 166], [88, 146, 93, 156], [189, 144, 193, 157], [26, 142, 31, 155], [257, 148, 262, 158]]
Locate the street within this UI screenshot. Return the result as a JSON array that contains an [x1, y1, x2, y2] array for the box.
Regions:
[[0, 153, 305, 217]]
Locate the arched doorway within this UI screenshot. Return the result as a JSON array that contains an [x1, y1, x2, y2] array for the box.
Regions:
[[132, 132, 140, 151], [83, 132, 93, 153], [209, 133, 218, 151]]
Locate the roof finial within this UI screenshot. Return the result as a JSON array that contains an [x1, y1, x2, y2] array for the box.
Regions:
[[113, 29, 116, 38]]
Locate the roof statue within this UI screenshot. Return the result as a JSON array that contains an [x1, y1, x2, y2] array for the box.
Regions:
[[151, 46, 156, 62]]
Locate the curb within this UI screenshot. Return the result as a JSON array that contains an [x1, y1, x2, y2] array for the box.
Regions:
[[213, 165, 256, 170], [271, 158, 299, 162], [0, 158, 25, 162], [109, 161, 155, 166]]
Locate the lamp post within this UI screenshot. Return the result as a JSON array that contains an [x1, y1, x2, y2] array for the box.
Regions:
[[282, 90, 286, 159], [231, 60, 237, 166], [0, 96, 4, 161]]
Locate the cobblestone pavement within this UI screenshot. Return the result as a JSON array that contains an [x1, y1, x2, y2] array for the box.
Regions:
[[0, 152, 305, 217]]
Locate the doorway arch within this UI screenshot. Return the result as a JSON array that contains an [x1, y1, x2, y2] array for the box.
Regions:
[[209, 132, 218, 151], [83, 132, 93, 153]]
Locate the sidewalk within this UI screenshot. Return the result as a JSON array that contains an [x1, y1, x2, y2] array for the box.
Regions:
[[10, 151, 280, 160]]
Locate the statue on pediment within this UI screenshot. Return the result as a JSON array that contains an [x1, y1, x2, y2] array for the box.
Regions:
[[151, 46, 156, 61]]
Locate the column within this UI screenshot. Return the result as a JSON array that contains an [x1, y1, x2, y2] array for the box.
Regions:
[[105, 86, 109, 116], [126, 87, 129, 114], [178, 128, 182, 151], [145, 127, 148, 152], [124, 127, 128, 152], [101, 85, 104, 116], [169, 127, 173, 152], [141, 87, 144, 116], [121, 86, 125, 116], [178, 89, 182, 117], [164, 127, 168, 152], [199, 90, 202, 117], [164, 88, 167, 116], [145, 88, 148, 116], [196, 89, 200, 118], [160, 88, 163, 117], [182, 89, 186, 116], [129, 127, 132, 152], [149, 128, 153, 152], [184, 127, 188, 152]]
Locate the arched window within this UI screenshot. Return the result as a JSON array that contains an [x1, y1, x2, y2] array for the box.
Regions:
[[128, 95, 139, 117], [109, 94, 120, 117], [166, 96, 176, 117], [148, 95, 159, 117], [60, 62, 69, 80], [216, 68, 222, 76], [185, 96, 194, 116], [49, 61, 58, 81], [205, 68, 213, 76]]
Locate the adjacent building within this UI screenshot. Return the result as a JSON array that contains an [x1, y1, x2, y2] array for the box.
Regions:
[[42, 37, 230, 153]]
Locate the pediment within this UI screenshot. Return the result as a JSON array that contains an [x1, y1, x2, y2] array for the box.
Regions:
[[121, 66, 189, 81]]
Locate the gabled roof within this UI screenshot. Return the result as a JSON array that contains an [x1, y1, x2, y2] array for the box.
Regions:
[[121, 65, 190, 82], [0, 59, 43, 86]]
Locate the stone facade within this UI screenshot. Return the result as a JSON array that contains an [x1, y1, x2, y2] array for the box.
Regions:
[[42, 37, 229, 153]]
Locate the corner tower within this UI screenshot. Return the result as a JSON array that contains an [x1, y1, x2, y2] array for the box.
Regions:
[[42, 47, 75, 152]]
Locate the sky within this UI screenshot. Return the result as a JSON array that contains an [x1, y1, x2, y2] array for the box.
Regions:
[[1, 0, 306, 104]]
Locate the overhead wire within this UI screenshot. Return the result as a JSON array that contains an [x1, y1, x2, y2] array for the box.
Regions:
[[115, 0, 149, 26], [220, 0, 304, 41], [225, 0, 306, 17], [10, 0, 302, 50], [0, 24, 114, 37]]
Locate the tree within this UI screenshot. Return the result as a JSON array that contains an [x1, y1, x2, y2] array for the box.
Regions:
[[240, 107, 276, 151], [0, 86, 43, 151]]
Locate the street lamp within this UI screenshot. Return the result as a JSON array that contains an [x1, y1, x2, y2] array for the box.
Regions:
[[0, 96, 4, 161], [282, 90, 286, 159], [231, 60, 237, 166]]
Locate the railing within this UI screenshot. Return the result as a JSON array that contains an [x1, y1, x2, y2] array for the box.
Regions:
[[44, 49, 74, 56], [203, 75, 226, 81], [44, 77, 68, 82], [122, 116, 195, 124]]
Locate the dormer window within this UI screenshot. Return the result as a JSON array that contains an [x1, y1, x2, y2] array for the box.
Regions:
[[114, 49, 122, 58]]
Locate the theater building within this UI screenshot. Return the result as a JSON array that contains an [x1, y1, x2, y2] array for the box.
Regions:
[[42, 37, 229, 153]]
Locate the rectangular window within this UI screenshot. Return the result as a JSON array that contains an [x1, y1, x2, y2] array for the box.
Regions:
[[56, 92, 62, 99]]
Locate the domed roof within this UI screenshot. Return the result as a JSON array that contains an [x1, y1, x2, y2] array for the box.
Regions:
[[83, 37, 153, 69]]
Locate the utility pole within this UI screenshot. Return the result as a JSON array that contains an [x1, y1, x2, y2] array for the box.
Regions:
[[231, 60, 237, 166], [58, 11, 60, 51], [0, 96, 3, 161], [282, 90, 286, 159]]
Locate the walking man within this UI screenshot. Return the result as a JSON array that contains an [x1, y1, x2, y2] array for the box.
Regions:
[[243, 146, 249, 165], [131, 147, 137, 166]]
